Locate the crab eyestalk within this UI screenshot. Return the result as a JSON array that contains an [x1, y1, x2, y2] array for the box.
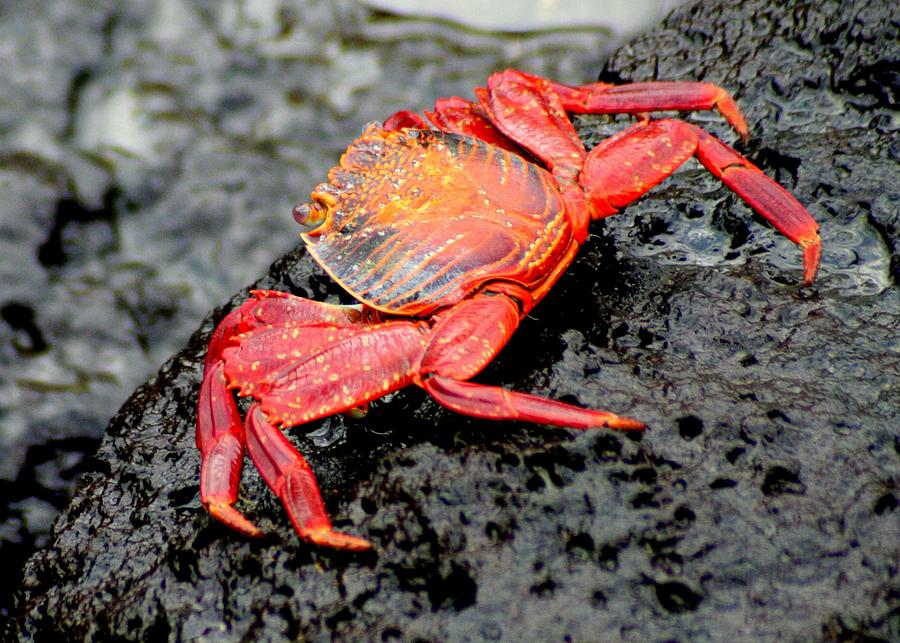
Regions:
[[292, 202, 328, 233]]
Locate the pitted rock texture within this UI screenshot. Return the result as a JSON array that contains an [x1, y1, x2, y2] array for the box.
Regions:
[[0, 0, 616, 619], [9, 0, 899, 640]]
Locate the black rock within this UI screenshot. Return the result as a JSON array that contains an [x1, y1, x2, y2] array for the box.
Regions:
[[9, 0, 898, 640], [0, 0, 619, 621]]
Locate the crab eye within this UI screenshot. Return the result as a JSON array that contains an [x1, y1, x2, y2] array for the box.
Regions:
[[292, 202, 327, 231]]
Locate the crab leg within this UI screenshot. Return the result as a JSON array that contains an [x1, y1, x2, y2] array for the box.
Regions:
[[423, 376, 645, 430], [221, 305, 430, 548], [692, 127, 821, 284], [539, 75, 749, 142], [579, 118, 700, 217], [476, 73, 587, 177], [419, 293, 645, 431], [198, 291, 368, 538], [244, 404, 373, 550], [476, 70, 747, 139], [577, 118, 820, 284], [198, 304, 263, 536], [383, 109, 428, 132], [425, 96, 528, 153], [198, 363, 261, 536]]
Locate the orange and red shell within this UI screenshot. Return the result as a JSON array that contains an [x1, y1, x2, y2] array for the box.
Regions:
[[300, 124, 576, 316]]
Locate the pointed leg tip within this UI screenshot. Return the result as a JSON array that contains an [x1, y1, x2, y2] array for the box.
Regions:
[[713, 93, 749, 142], [208, 502, 264, 537], [802, 236, 822, 286], [607, 415, 647, 431], [304, 528, 374, 552], [731, 118, 749, 145]]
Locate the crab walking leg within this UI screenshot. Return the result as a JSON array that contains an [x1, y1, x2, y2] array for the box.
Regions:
[[423, 377, 645, 430], [544, 77, 749, 142], [578, 119, 821, 283], [197, 290, 368, 537], [244, 404, 373, 551], [198, 305, 262, 536], [223, 315, 429, 548], [198, 362, 261, 536], [240, 289, 366, 328], [476, 71, 587, 176], [418, 293, 645, 431], [480, 70, 747, 140], [424, 96, 528, 154], [579, 119, 701, 217], [690, 126, 821, 284]]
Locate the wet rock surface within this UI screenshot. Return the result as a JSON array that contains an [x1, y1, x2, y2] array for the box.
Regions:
[[0, 0, 617, 620], [8, 0, 899, 640]]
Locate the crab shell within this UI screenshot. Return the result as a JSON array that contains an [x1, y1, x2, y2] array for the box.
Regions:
[[301, 124, 573, 316]]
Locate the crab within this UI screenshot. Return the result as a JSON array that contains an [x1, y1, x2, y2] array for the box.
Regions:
[[197, 70, 821, 550]]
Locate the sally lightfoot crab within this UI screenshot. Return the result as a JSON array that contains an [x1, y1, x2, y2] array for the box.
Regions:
[[197, 70, 820, 550]]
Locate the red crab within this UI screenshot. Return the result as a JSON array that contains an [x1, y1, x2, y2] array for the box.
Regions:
[[197, 70, 821, 550]]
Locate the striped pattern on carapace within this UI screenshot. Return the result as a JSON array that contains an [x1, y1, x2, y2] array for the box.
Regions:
[[301, 124, 576, 316]]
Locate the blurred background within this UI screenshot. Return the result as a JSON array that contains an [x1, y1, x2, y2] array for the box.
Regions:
[[0, 0, 688, 617]]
